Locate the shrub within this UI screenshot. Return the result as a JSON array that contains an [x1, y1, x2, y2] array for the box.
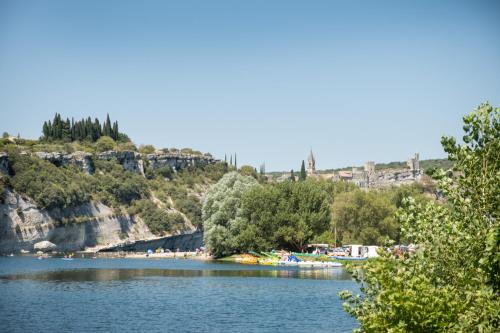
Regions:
[[129, 199, 184, 235], [95, 136, 116, 152], [174, 195, 202, 229], [9, 153, 93, 209], [93, 160, 148, 206], [138, 144, 155, 154]]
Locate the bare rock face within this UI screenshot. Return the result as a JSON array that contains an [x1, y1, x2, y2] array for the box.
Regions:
[[97, 150, 144, 175], [0, 152, 12, 176], [28, 150, 218, 176], [0, 189, 155, 253], [33, 151, 95, 174], [146, 153, 216, 171], [69, 152, 95, 174]]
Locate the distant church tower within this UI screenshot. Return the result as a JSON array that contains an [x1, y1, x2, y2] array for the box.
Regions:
[[307, 149, 316, 176]]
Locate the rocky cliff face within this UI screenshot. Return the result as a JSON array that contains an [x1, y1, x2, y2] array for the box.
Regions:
[[34, 151, 95, 174], [0, 189, 155, 253], [98, 150, 145, 175], [24, 150, 218, 175], [0, 153, 12, 176], [146, 152, 216, 171]]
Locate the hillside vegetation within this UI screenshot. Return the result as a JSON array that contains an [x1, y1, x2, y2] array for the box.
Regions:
[[202, 171, 433, 257], [0, 114, 229, 236]]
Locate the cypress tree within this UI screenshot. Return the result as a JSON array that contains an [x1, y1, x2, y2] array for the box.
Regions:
[[290, 169, 296, 181], [112, 121, 118, 140], [234, 153, 237, 169], [71, 118, 75, 141], [62, 118, 71, 141], [300, 160, 307, 181], [42, 121, 49, 140], [103, 113, 112, 137], [48, 120, 53, 139], [230, 155, 233, 166]]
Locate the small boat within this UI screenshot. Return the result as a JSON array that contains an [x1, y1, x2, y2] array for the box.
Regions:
[[257, 258, 278, 266], [62, 254, 74, 260]]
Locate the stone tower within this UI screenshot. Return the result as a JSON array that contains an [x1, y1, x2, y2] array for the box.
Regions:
[[307, 149, 315, 176], [364, 161, 375, 174], [407, 153, 420, 172]]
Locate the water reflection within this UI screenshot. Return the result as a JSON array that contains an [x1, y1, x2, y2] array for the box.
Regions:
[[0, 268, 352, 282]]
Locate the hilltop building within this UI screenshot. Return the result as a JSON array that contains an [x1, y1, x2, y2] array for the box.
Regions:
[[364, 161, 375, 174], [272, 152, 423, 187], [307, 149, 316, 176], [332, 153, 422, 188]]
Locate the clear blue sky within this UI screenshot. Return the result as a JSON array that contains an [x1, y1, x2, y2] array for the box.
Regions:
[[1, 0, 499, 171]]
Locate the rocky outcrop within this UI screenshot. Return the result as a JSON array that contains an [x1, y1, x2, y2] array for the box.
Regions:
[[33, 151, 94, 174], [0, 189, 155, 253], [97, 150, 144, 175], [0, 152, 12, 176], [97, 150, 217, 175], [13, 150, 218, 176], [146, 153, 216, 171]]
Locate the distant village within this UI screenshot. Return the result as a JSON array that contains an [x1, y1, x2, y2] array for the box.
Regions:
[[273, 150, 423, 189]]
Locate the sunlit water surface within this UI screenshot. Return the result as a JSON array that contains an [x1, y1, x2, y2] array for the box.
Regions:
[[0, 257, 358, 332]]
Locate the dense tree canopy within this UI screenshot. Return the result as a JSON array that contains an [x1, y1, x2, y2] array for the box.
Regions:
[[240, 179, 336, 252], [202, 172, 259, 257], [332, 190, 398, 246], [41, 113, 126, 142], [8, 151, 93, 209], [341, 103, 500, 332], [202, 175, 369, 256]]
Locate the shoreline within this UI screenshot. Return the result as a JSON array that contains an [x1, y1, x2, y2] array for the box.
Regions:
[[2, 251, 215, 261]]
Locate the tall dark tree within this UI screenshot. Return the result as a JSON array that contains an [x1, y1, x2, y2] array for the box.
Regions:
[[62, 118, 71, 141], [234, 153, 237, 169], [300, 160, 307, 181], [112, 121, 119, 140], [42, 121, 50, 139], [41, 113, 123, 142], [103, 113, 112, 137], [290, 169, 296, 182]]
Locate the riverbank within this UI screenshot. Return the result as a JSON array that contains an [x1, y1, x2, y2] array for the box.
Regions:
[[97, 251, 214, 260], [1, 251, 215, 261]]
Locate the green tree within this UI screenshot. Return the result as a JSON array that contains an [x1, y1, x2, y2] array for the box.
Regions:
[[290, 169, 296, 181], [95, 136, 116, 152], [332, 190, 398, 245], [202, 172, 259, 257], [300, 160, 307, 181], [239, 179, 337, 252], [239, 165, 257, 178], [341, 103, 500, 332]]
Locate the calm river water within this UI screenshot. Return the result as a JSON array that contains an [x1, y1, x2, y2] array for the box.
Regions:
[[0, 257, 358, 332]]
